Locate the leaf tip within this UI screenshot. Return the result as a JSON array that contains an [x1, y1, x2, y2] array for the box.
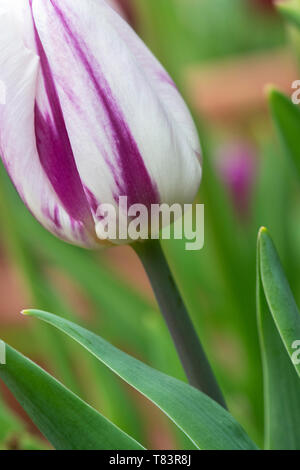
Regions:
[[265, 84, 281, 103], [258, 226, 270, 247], [21, 309, 33, 317], [259, 226, 268, 237]]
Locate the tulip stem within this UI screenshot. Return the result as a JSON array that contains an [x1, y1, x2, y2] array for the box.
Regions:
[[133, 239, 226, 408]]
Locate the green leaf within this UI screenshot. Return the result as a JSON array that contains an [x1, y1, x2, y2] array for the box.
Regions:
[[0, 343, 144, 450], [277, 0, 300, 29], [257, 227, 300, 449], [24, 309, 258, 450], [268, 88, 300, 179]]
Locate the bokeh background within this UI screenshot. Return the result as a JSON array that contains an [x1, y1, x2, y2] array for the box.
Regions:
[[1, 0, 299, 450]]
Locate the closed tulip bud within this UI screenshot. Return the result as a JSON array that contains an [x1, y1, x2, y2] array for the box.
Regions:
[[106, 0, 127, 22], [0, 0, 201, 247]]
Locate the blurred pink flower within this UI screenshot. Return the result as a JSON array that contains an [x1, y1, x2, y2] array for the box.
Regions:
[[217, 141, 257, 220]]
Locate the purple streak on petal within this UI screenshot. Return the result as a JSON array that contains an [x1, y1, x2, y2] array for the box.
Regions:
[[29, 3, 94, 232], [83, 185, 101, 218], [50, 0, 160, 209], [157, 71, 177, 89], [70, 218, 88, 243], [84, 187, 106, 222], [42, 203, 62, 229]]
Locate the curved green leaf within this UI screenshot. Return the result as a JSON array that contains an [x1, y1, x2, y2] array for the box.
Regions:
[[268, 88, 300, 179], [0, 343, 144, 450], [257, 227, 300, 449], [24, 309, 258, 450]]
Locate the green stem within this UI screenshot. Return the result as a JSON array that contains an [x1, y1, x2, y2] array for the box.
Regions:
[[133, 239, 226, 408]]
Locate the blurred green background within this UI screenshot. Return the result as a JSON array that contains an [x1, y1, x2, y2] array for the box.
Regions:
[[0, 0, 299, 450]]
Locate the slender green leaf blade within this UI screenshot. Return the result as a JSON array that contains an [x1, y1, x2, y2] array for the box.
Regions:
[[0, 344, 144, 450], [24, 309, 258, 450], [257, 227, 300, 449], [268, 88, 300, 179], [259, 228, 300, 376]]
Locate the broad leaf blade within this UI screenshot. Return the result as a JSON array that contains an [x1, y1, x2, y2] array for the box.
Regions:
[[259, 228, 300, 375], [257, 227, 300, 449], [268, 88, 300, 179], [25, 309, 258, 450], [0, 344, 144, 450]]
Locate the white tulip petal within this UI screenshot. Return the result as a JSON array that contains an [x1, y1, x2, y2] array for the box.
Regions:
[[0, 4, 97, 247], [30, 0, 201, 208]]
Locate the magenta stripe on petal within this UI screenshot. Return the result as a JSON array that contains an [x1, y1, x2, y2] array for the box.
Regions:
[[50, 0, 160, 208], [42, 203, 62, 229], [30, 3, 94, 231]]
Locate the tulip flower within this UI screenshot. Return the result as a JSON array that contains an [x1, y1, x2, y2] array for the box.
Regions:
[[0, 0, 201, 248], [0, 0, 225, 409]]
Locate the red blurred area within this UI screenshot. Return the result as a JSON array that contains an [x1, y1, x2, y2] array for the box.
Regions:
[[116, 0, 137, 29], [252, 0, 277, 12]]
